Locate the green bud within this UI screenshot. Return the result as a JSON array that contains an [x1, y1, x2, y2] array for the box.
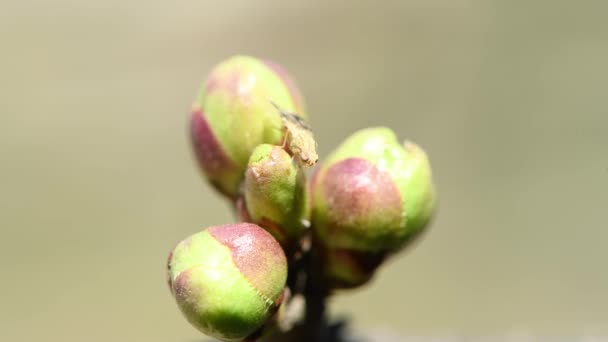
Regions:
[[312, 127, 435, 251], [190, 56, 306, 198], [244, 144, 309, 245], [167, 223, 288, 341], [311, 127, 436, 287]]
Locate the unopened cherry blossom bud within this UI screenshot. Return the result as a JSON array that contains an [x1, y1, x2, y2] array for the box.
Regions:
[[311, 127, 436, 287], [243, 144, 309, 245], [167, 223, 287, 341], [190, 56, 306, 197]]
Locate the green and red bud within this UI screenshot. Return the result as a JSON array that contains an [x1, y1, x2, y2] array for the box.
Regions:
[[190, 55, 306, 198], [243, 144, 309, 246], [311, 127, 436, 287], [167, 223, 288, 341]]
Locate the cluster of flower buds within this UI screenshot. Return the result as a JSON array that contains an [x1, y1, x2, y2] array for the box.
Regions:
[[168, 55, 436, 341]]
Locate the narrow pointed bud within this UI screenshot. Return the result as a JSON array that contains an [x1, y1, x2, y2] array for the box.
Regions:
[[243, 144, 309, 245], [167, 223, 288, 341], [311, 127, 436, 288], [190, 55, 306, 198]]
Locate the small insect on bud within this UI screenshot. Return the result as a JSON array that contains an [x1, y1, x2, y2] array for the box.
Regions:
[[167, 223, 288, 341], [270, 101, 318, 168], [190, 56, 306, 198], [311, 127, 436, 288], [243, 144, 309, 246]]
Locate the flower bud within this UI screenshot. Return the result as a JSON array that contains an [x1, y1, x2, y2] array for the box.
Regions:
[[243, 144, 309, 245], [322, 248, 385, 289], [191, 56, 306, 198], [167, 223, 288, 341], [311, 127, 436, 287]]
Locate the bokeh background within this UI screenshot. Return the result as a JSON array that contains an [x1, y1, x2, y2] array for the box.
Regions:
[[2, 0, 607, 341]]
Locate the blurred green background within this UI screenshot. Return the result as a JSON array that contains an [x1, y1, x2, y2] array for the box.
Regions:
[[2, 0, 607, 341]]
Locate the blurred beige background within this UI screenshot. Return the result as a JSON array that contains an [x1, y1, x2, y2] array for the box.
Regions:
[[1, 0, 607, 341]]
